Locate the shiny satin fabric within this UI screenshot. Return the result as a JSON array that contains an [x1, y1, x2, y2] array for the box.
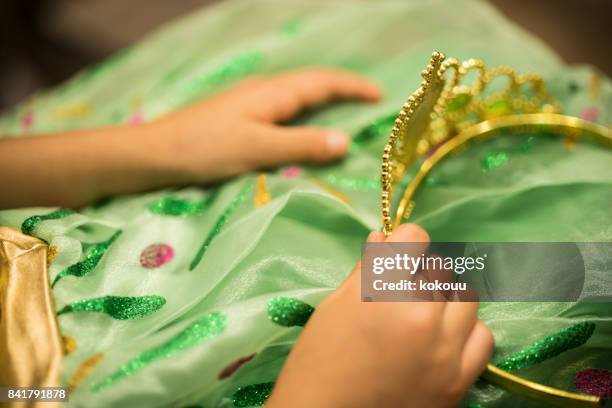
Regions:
[[0, 227, 62, 408], [0, 1, 611, 407]]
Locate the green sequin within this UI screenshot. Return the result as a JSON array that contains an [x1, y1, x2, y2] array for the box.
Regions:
[[232, 382, 274, 407], [497, 321, 595, 371], [21, 208, 74, 236], [189, 183, 253, 271], [57, 295, 166, 320], [92, 312, 226, 391], [267, 297, 314, 327], [353, 113, 396, 146], [326, 175, 380, 192], [481, 151, 509, 171], [148, 192, 216, 216], [52, 230, 122, 287]]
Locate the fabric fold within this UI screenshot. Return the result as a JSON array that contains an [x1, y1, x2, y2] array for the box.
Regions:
[[0, 227, 62, 408]]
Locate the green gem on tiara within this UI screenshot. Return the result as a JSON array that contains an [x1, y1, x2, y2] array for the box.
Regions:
[[447, 93, 472, 112]]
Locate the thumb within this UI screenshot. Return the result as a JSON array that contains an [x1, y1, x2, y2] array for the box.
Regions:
[[252, 124, 350, 167]]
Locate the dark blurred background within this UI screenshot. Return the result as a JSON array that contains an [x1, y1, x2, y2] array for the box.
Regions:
[[1, 0, 610, 110]]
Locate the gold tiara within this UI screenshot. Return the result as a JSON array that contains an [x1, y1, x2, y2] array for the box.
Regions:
[[380, 52, 612, 407], [381, 52, 612, 236]]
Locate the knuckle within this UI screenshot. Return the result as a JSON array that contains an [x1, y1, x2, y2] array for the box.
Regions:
[[402, 306, 437, 334]]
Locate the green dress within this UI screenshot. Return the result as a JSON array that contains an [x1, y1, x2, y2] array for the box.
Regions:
[[1, 0, 610, 406]]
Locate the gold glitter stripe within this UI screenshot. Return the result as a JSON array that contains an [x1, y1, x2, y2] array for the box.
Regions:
[[48, 102, 92, 121], [47, 245, 59, 265], [254, 173, 271, 208], [62, 335, 78, 355], [0, 226, 63, 406], [309, 178, 351, 204], [69, 353, 104, 389]]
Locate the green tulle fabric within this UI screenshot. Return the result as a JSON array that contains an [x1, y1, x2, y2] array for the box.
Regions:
[[1, 0, 611, 407]]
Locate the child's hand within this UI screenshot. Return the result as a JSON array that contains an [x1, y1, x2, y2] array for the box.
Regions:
[[0, 68, 380, 208], [267, 224, 494, 408], [157, 68, 381, 183]]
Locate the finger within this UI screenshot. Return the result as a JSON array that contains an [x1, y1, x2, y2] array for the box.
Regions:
[[341, 231, 385, 286], [384, 223, 430, 243], [423, 255, 454, 284], [442, 301, 479, 349], [384, 223, 430, 262], [367, 231, 386, 243], [422, 255, 454, 301], [383, 224, 449, 307], [457, 320, 495, 390], [248, 124, 350, 167], [251, 68, 382, 122]]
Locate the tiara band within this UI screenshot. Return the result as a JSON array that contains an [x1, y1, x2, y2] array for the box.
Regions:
[[380, 52, 612, 407]]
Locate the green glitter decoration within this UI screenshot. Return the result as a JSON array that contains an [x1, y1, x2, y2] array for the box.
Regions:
[[52, 230, 122, 287], [481, 151, 509, 171], [232, 382, 274, 407], [481, 136, 538, 172], [184, 51, 263, 100], [497, 321, 595, 371], [326, 175, 380, 192], [353, 112, 396, 146], [189, 183, 253, 271], [148, 192, 217, 216], [21, 208, 74, 236], [519, 136, 537, 153], [92, 312, 226, 391], [57, 295, 166, 320], [267, 297, 314, 327]]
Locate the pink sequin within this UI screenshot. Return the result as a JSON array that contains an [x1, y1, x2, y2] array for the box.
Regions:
[[282, 166, 302, 178], [218, 354, 256, 380], [140, 243, 174, 268], [575, 368, 612, 398], [579, 107, 598, 122], [21, 111, 34, 130], [129, 112, 144, 125]]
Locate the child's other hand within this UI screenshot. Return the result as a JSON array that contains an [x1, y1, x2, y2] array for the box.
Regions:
[[156, 68, 381, 183], [0, 67, 379, 208], [267, 224, 494, 408]]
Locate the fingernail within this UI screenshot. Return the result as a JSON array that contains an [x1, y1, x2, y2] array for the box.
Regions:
[[326, 131, 349, 153]]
